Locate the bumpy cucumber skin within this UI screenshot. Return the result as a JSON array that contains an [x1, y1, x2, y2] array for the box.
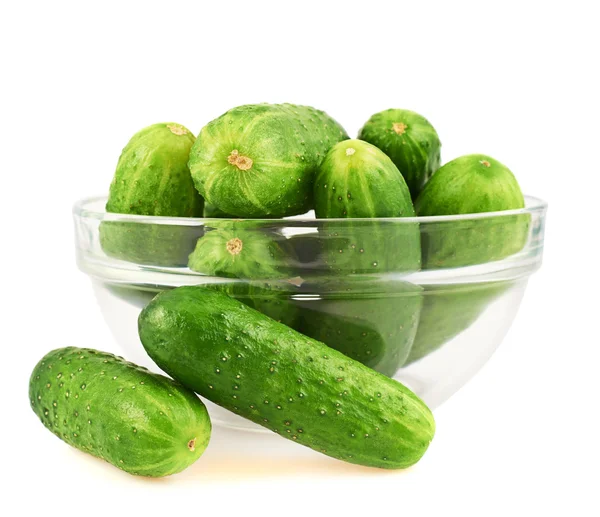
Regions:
[[187, 222, 297, 280], [189, 103, 348, 218], [102, 123, 204, 267], [139, 287, 435, 470], [415, 154, 528, 268], [29, 347, 211, 477], [314, 139, 421, 274], [406, 282, 509, 365], [297, 280, 423, 377], [358, 109, 441, 199]]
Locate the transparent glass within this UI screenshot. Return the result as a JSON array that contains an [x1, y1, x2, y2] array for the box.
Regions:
[[73, 196, 547, 431]]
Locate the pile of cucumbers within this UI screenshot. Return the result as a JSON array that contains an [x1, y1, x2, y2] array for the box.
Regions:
[[30, 104, 528, 477]]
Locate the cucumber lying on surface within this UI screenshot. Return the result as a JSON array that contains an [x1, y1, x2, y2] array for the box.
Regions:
[[101, 122, 204, 266], [314, 139, 421, 275], [358, 109, 441, 199], [29, 347, 211, 477], [415, 154, 528, 268], [188, 103, 348, 218], [139, 286, 435, 470]]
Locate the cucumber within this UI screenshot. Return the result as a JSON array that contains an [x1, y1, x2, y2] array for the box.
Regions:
[[358, 109, 441, 199], [29, 347, 211, 477], [187, 222, 297, 280], [188, 103, 348, 218], [415, 154, 528, 268], [296, 279, 423, 377], [313, 139, 421, 274], [139, 286, 435, 469], [101, 122, 204, 266], [405, 282, 509, 365]]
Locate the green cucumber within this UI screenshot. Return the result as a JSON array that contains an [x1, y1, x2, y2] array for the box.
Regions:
[[139, 286, 435, 469], [188, 222, 297, 279], [415, 154, 528, 268], [188, 103, 348, 218], [29, 347, 211, 477], [314, 139, 421, 274], [358, 109, 441, 199], [101, 122, 204, 266], [296, 280, 423, 376], [405, 282, 509, 365]]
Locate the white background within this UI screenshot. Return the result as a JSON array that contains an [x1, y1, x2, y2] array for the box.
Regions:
[[1, 1, 598, 515]]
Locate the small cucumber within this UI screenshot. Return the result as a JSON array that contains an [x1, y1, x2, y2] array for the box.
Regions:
[[101, 122, 204, 266], [188, 103, 348, 218], [29, 347, 211, 477], [139, 287, 435, 469], [314, 139, 421, 274], [358, 109, 441, 199], [415, 154, 528, 268], [187, 222, 297, 280]]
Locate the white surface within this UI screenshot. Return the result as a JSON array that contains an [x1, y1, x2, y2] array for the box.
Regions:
[[1, 1, 598, 515]]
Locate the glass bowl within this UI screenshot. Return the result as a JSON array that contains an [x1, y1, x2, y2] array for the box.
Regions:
[[73, 196, 547, 431]]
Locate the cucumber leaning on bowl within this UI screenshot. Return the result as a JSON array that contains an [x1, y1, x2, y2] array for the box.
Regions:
[[139, 286, 435, 469], [188, 103, 348, 218], [100, 122, 204, 266], [313, 139, 421, 274], [29, 347, 211, 477]]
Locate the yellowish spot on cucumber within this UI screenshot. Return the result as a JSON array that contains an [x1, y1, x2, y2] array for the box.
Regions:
[[166, 123, 188, 136], [392, 122, 408, 135], [228, 149, 253, 171], [480, 160, 491, 167], [345, 147, 356, 156], [187, 438, 196, 452], [226, 237, 243, 256]]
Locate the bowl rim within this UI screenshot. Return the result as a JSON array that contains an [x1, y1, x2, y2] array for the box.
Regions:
[[73, 195, 547, 225]]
